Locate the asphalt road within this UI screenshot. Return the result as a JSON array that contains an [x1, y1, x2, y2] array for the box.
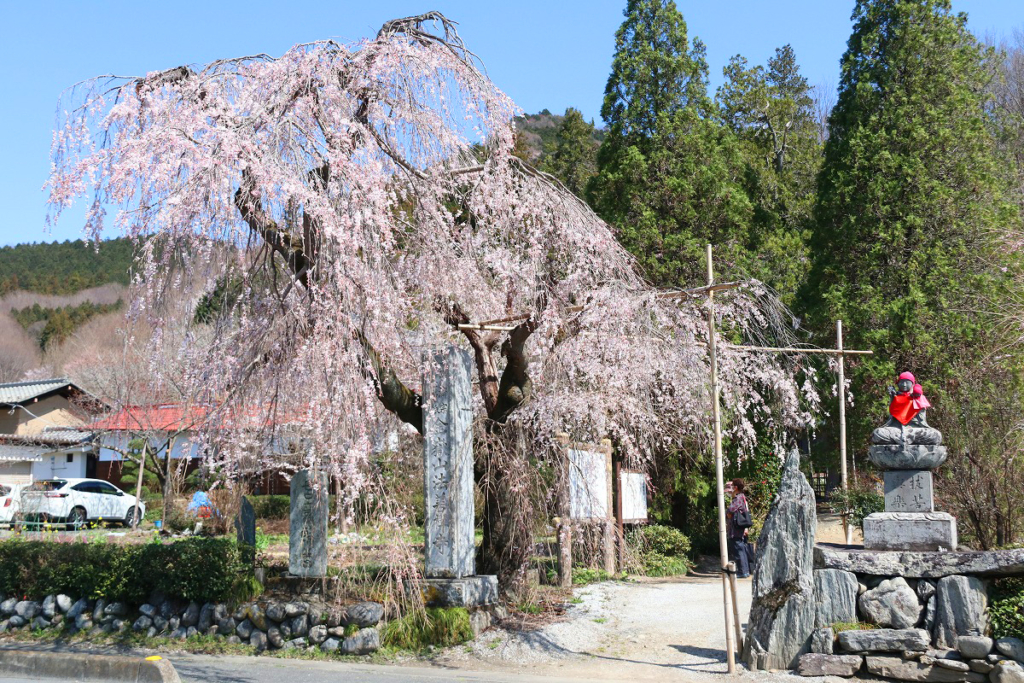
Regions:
[[171, 654, 621, 683]]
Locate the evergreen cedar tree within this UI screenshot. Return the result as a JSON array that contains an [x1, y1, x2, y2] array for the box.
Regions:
[[801, 0, 1022, 449], [46, 13, 820, 584]]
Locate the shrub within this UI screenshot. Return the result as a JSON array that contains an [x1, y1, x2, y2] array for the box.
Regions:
[[991, 578, 1024, 640], [829, 478, 884, 528], [249, 495, 291, 520], [627, 524, 693, 577], [0, 537, 246, 603], [380, 607, 472, 650]]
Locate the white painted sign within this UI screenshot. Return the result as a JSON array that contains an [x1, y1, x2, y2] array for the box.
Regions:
[[569, 448, 608, 520], [620, 471, 648, 522]]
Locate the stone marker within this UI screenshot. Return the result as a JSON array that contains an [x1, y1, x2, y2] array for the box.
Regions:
[[235, 496, 256, 548], [743, 449, 817, 671], [885, 470, 935, 513], [289, 469, 328, 577], [422, 346, 475, 579]]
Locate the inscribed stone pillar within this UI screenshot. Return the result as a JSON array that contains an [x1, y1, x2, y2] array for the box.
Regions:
[[423, 346, 475, 579], [289, 469, 328, 577]]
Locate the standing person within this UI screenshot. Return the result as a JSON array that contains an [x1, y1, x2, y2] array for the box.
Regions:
[[726, 478, 752, 578]]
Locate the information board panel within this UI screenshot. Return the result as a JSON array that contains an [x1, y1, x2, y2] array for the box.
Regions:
[[569, 448, 608, 520]]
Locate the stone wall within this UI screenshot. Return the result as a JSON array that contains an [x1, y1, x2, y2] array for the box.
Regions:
[[792, 546, 1024, 682]]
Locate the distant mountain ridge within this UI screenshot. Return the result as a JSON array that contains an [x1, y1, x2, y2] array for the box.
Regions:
[[515, 109, 605, 165], [0, 238, 135, 296]]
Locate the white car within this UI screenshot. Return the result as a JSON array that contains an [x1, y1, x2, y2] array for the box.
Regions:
[[0, 484, 24, 527], [21, 478, 145, 528]]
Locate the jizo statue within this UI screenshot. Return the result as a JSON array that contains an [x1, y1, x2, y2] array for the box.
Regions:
[[872, 371, 942, 446]]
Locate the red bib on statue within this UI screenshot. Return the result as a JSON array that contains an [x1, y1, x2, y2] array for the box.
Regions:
[[889, 393, 920, 425]]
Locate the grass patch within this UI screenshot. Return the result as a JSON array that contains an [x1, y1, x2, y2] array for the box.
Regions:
[[380, 607, 473, 651], [831, 621, 876, 632], [572, 568, 612, 585]]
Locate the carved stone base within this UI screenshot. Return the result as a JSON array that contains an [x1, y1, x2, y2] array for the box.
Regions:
[[863, 512, 957, 552], [422, 575, 498, 607]]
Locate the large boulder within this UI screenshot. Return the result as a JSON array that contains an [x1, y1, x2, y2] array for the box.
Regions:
[[933, 575, 988, 649], [859, 577, 923, 628], [866, 655, 986, 682], [341, 627, 380, 655], [993, 661, 1024, 683], [742, 449, 817, 671], [815, 569, 858, 628], [997, 637, 1024, 663]]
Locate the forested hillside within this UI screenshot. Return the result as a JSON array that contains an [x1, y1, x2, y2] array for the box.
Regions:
[[0, 238, 135, 295]]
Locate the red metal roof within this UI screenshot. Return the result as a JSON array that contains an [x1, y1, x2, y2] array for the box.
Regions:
[[89, 404, 212, 432]]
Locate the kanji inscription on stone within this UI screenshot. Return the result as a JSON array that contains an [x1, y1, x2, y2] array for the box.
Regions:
[[884, 469, 934, 513]]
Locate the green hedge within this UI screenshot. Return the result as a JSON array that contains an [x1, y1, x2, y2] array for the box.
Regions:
[[991, 578, 1024, 641], [250, 495, 291, 520], [0, 538, 246, 604]]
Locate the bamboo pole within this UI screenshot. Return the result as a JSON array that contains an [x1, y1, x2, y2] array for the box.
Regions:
[[708, 245, 737, 673], [728, 562, 743, 648], [837, 320, 853, 545]]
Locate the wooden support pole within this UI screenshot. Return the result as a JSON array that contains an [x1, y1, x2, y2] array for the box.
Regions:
[[708, 245, 738, 673], [614, 457, 625, 571], [602, 439, 616, 575], [837, 320, 853, 545], [728, 561, 744, 649], [557, 518, 572, 588]]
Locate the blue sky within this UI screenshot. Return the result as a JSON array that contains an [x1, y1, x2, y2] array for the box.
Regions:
[[1, 0, 1021, 247]]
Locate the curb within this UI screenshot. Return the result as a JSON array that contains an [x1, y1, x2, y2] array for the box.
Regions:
[[0, 649, 180, 682]]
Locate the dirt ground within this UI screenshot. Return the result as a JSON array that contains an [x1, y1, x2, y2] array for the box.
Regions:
[[430, 512, 854, 683]]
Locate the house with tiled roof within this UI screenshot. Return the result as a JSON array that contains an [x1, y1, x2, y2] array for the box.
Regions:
[[0, 378, 101, 484]]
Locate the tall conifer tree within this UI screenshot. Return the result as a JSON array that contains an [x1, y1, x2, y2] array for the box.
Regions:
[[588, 0, 751, 287], [803, 0, 1020, 448]]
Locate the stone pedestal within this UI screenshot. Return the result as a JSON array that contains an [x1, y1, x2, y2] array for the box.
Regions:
[[863, 512, 957, 552], [422, 576, 499, 608], [884, 470, 934, 513]]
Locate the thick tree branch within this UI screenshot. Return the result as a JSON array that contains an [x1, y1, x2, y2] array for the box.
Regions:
[[491, 317, 539, 423], [356, 331, 423, 434], [438, 297, 501, 414]]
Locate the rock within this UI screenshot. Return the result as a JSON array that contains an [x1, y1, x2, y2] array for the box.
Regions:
[[287, 637, 308, 649], [31, 616, 50, 630], [998, 638, 1024, 663], [213, 604, 228, 621], [341, 628, 380, 655], [248, 604, 267, 631], [186, 626, 197, 638], [969, 660, 995, 674], [112, 619, 126, 632], [15, 601, 40, 620], [268, 627, 283, 649], [291, 614, 309, 637], [867, 655, 977, 682], [814, 546, 1024, 579], [206, 626, 218, 637], [74, 613, 91, 630], [859, 577, 923, 629], [250, 630, 268, 652], [742, 449, 817, 671], [8, 616, 25, 628], [812, 628, 835, 655], [279, 622, 292, 639], [154, 616, 169, 632], [181, 602, 200, 627], [92, 599, 107, 622], [284, 602, 307, 618], [133, 616, 153, 632], [233, 604, 249, 621], [226, 635, 242, 645], [56, 595, 72, 613], [925, 595, 937, 633], [146, 626, 157, 639], [309, 625, 328, 645], [327, 626, 346, 638], [918, 580, 938, 602], [345, 602, 384, 628], [170, 627, 187, 640], [839, 628, 931, 653], [159, 600, 176, 620], [993, 661, 1024, 683], [139, 603, 157, 618], [470, 610, 491, 637], [216, 617, 236, 635], [51, 614, 62, 627], [958, 636, 994, 660], [266, 603, 287, 622], [168, 616, 180, 632], [100, 614, 115, 625], [326, 609, 343, 628], [41, 595, 57, 619], [105, 602, 128, 617], [933, 576, 988, 649], [236, 619, 254, 640], [197, 603, 215, 632], [0, 598, 18, 616], [321, 637, 340, 652], [66, 598, 90, 620], [815, 569, 859, 628]]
